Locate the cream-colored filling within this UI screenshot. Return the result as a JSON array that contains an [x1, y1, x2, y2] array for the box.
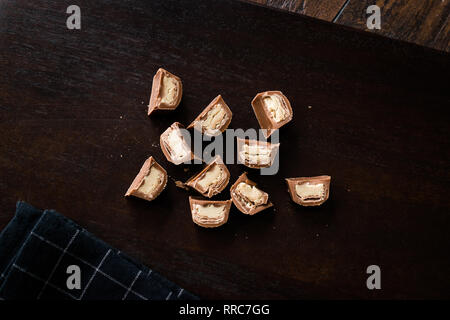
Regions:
[[196, 164, 224, 192], [193, 204, 226, 223], [200, 104, 228, 133], [295, 183, 325, 201], [166, 128, 189, 161], [234, 182, 267, 208], [160, 76, 178, 106], [263, 95, 288, 122], [138, 166, 164, 196], [240, 144, 272, 166]]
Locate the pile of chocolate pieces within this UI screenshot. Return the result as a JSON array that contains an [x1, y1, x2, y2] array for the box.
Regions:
[[125, 68, 331, 228]]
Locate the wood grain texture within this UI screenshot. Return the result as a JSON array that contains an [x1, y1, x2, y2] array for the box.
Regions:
[[0, 0, 449, 299], [248, 0, 450, 52], [249, 0, 348, 20], [335, 0, 450, 52]]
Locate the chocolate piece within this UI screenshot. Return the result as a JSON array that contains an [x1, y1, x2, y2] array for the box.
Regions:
[[160, 122, 195, 165], [237, 138, 280, 168], [125, 156, 167, 201], [251, 91, 293, 138], [185, 156, 230, 198], [285, 175, 331, 206], [230, 172, 273, 215], [189, 197, 232, 228], [148, 68, 183, 115], [187, 95, 232, 135]]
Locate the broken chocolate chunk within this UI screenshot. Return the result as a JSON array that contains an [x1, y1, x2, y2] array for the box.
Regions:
[[125, 156, 167, 201], [187, 95, 232, 135], [285, 175, 331, 206], [160, 122, 195, 165], [237, 138, 280, 168], [230, 172, 273, 215], [185, 156, 230, 198], [251, 91, 293, 138], [148, 68, 183, 115], [189, 197, 232, 228]]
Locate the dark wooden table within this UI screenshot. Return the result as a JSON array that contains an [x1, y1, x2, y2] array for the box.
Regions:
[[0, 0, 449, 299], [251, 0, 450, 52]]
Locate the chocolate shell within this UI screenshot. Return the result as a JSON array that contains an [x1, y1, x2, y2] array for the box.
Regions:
[[160, 122, 195, 165], [125, 156, 168, 201], [230, 172, 273, 215], [236, 138, 280, 169], [189, 197, 232, 228], [251, 91, 293, 138], [285, 175, 331, 206], [185, 156, 230, 198], [187, 95, 232, 135], [148, 68, 183, 115]]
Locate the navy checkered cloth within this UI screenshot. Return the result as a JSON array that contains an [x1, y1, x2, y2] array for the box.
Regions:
[[0, 201, 198, 300]]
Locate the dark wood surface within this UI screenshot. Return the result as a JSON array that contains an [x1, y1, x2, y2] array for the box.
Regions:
[[250, 0, 450, 52], [1, 0, 449, 299]]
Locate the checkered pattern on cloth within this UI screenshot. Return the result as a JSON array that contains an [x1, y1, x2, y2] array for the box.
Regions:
[[0, 201, 198, 300]]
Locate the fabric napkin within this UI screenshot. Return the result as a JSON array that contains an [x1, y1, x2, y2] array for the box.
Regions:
[[0, 201, 197, 300]]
